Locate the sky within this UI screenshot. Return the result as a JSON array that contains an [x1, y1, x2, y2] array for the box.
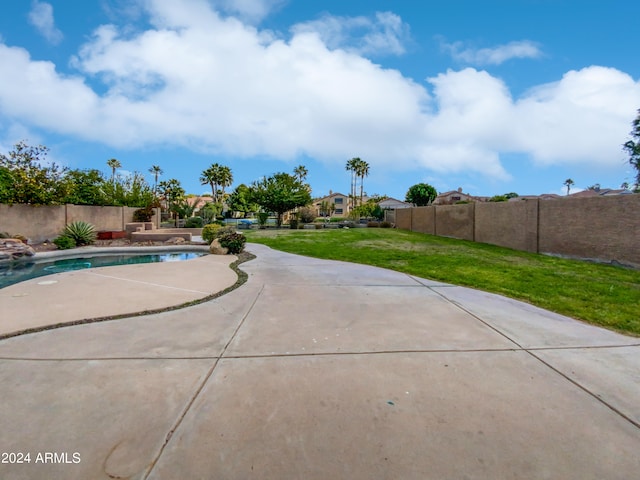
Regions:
[[0, 0, 639, 200]]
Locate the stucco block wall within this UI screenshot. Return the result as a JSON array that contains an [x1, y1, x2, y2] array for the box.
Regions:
[[67, 205, 125, 232], [0, 204, 66, 243], [539, 195, 640, 267], [475, 200, 538, 253], [395, 208, 412, 230], [1, 205, 160, 243], [412, 206, 435, 234], [435, 204, 475, 241]]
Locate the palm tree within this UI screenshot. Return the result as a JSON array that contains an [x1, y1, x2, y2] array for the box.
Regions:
[[200, 163, 233, 203], [107, 158, 121, 182], [294, 165, 308, 182], [345, 158, 360, 210], [149, 165, 163, 193], [355, 158, 370, 206], [563, 178, 574, 195]]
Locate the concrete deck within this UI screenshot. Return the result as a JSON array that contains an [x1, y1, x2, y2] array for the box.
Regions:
[[0, 243, 639, 479]]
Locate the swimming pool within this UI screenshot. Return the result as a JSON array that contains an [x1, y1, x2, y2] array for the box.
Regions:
[[0, 252, 207, 289]]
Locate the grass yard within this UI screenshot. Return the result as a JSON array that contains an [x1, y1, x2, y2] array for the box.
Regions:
[[245, 228, 640, 336]]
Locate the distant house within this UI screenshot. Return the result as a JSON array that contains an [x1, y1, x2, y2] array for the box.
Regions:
[[312, 191, 351, 217], [378, 197, 412, 209], [568, 188, 633, 198], [434, 188, 488, 205]]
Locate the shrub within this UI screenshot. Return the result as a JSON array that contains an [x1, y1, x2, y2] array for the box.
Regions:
[[380, 221, 392, 228], [289, 219, 299, 230], [215, 226, 237, 238], [185, 216, 204, 228], [257, 212, 269, 228], [202, 223, 222, 244], [133, 205, 155, 222], [298, 206, 316, 224], [63, 221, 96, 246], [218, 231, 246, 254], [53, 235, 76, 250], [367, 221, 380, 228]]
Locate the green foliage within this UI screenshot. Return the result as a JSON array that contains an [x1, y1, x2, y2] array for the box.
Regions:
[[380, 221, 392, 228], [200, 163, 233, 203], [289, 219, 299, 229], [185, 216, 204, 228], [53, 235, 76, 250], [133, 204, 156, 222], [351, 201, 384, 220], [405, 183, 438, 206], [227, 184, 258, 218], [0, 141, 69, 205], [623, 108, 640, 187], [257, 212, 269, 228], [218, 231, 246, 254], [198, 202, 223, 224], [62, 221, 97, 246], [250, 172, 312, 227], [202, 223, 222, 244], [489, 195, 508, 202], [63, 169, 108, 205]]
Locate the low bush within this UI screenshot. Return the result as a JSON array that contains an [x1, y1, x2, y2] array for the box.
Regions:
[[298, 207, 316, 224], [367, 221, 380, 228], [289, 219, 299, 230], [202, 223, 222, 244], [133, 205, 155, 222], [185, 216, 204, 228], [63, 221, 97, 246], [218, 231, 246, 254], [53, 235, 76, 250], [380, 221, 392, 228]]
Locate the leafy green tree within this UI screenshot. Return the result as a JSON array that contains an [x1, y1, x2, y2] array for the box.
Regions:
[[351, 199, 384, 220], [623, 108, 640, 189], [0, 167, 13, 204], [158, 178, 185, 225], [250, 172, 312, 227], [200, 163, 233, 203], [405, 183, 438, 206], [227, 183, 258, 218], [63, 169, 108, 205], [0, 141, 68, 204]]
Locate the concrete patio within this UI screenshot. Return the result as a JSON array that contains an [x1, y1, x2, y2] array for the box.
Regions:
[[0, 243, 638, 479]]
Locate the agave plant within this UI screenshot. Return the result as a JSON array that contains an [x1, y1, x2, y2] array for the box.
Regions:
[[62, 221, 97, 246]]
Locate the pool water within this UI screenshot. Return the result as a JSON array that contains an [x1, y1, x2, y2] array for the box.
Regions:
[[0, 252, 206, 289]]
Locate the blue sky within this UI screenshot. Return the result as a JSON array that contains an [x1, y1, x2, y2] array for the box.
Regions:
[[1, 0, 639, 200]]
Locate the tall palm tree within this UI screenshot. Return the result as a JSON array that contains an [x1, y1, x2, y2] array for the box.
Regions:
[[294, 165, 308, 182], [563, 178, 574, 195], [107, 158, 121, 182], [345, 157, 360, 210], [149, 165, 163, 193], [355, 158, 370, 206], [200, 163, 233, 203]]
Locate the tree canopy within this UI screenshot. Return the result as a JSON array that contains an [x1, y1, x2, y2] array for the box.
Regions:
[[405, 183, 438, 206], [623, 108, 640, 189], [250, 172, 312, 226]]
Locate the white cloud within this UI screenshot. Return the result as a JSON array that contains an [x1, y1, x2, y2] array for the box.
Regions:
[[291, 11, 410, 57], [28, 1, 63, 45], [2, 0, 640, 183], [441, 39, 542, 65]]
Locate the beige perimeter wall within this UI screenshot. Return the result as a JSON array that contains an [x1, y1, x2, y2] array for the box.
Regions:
[[1, 204, 159, 243], [395, 195, 640, 268]]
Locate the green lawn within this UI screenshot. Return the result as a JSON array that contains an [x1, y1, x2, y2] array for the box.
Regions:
[[245, 228, 640, 336]]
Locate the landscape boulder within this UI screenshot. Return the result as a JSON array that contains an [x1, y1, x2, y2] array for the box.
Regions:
[[209, 239, 228, 255], [0, 238, 36, 262]]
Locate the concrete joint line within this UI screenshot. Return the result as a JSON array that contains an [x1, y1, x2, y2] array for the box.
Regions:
[[142, 283, 266, 480], [525, 349, 640, 431], [430, 287, 640, 432], [83, 271, 210, 294]]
